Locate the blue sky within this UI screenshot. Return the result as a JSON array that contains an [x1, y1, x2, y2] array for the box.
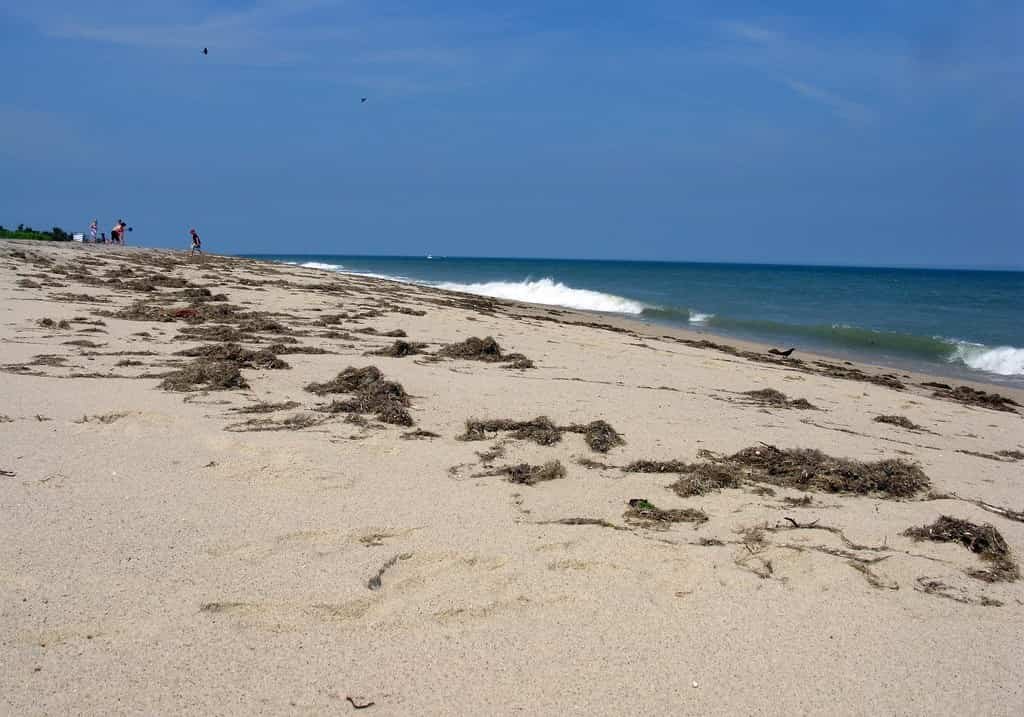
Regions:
[[1, 1, 1021, 267]]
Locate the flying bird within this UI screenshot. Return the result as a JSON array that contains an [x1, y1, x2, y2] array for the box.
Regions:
[[202, 47, 208, 55], [768, 347, 796, 358], [360, 97, 368, 103]]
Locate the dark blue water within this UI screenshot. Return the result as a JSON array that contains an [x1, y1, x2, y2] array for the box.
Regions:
[[248, 255, 1024, 386]]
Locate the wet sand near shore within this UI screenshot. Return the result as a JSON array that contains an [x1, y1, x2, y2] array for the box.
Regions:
[[2, 241, 1023, 715]]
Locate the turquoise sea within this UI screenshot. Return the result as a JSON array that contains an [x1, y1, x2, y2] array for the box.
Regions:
[[249, 255, 1024, 387]]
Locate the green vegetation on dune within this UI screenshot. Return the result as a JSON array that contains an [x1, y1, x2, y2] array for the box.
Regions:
[[0, 224, 72, 241]]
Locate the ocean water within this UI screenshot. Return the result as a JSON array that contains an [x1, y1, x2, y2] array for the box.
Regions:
[[249, 255, 1024, 387]]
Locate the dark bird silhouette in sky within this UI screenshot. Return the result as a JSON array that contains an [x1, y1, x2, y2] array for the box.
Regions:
[[361, 97, 368, 103], [202, 47, 208, 55], [768, 347, 796, 358]]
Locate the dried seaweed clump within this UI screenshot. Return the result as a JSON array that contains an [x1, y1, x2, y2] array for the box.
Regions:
[[576, 457, 613, 470], [265, 343, 330, 355], [563, 420, 625, 453], [623, 459, 693, 474], [438, 335, 503, 360], [307, 365, 413, 426], [497, 461, 566, 486], [926, 383, 1020, 414], [356, 327, 406, 337], [669, 463, 743, 497], [741, 389, 816, 410], [108, 301, 176, 323], [225, 414, 324, 432], [62, 339, 103, 348], [437, 336, 533, 367], [173, 302, 242, 324], [158, 359, 248, 391], [306, 366, 384, 395], [728, 444, 929, 498], [958, 447, 1024, 462], [73, 412, 129, 424], [874, 415, 922, 430], [624, 498, 708, 527], [401, 428, 440, 440], [904, 516, 1019, 582], [127, 302, 272, 329], [996, 450, 1024, 461], [504, 357, 535, 369], [51, 292, 109, 304], [176, 287, 228, 302], [37, 317, 71, 329], [459, 416, 561, 446], [141, 273, 191, 289], [458, 416, 623, 451], [229, 400, 301, 414], [175, 325, 253, 343], [175, 343, 289, 369], [30, 355, 68, 367], [123, 278, 158, 292], [384, 303, 427, 316], [316, 313, 345, 326], [368, 340, 428, 358], [809, 361, 905, 390]]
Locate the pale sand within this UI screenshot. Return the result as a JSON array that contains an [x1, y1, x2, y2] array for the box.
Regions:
[[2, 241, 1023, 715]]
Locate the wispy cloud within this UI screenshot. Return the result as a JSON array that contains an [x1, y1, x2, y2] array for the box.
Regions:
[[720, 21, 782, 45], [28, 1, 495, 89], [714, 19, 880, 125], [783, 78, 877, 124], [45, 0, 338, 59]]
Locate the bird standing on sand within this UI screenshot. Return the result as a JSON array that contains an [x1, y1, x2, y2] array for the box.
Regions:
[[768, 347, 796, 358]]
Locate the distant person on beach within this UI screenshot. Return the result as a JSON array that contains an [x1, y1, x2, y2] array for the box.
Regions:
[[189, 228, 202, 257], [89, 219, 98, 243], [110, 219, 130, 245]]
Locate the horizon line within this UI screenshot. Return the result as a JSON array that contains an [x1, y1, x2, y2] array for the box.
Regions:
[[239, 251, 1024, 274]]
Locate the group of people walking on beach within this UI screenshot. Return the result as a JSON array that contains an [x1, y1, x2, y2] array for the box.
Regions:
[[84, 218, 204, 258], [86, 218, 129, 245]]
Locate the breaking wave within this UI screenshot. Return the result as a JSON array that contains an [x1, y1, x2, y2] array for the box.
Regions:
[[291, 261, 345, 271], [948, 344, 1024, 377], [435, 277, 647, 314]]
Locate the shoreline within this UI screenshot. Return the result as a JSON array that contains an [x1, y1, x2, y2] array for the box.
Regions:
[[251, 254, 1024, 391], [3, 240, 1022, 715], [258, 254, 1024, 401]]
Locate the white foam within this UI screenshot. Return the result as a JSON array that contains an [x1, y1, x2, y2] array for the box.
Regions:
[[353, 271, 414, 282], [285, 260, 418, 284], [689, 311, 714, 325], [299, 261, 344, 271], [950, 344, 1024, 376], [436, 277, 646, 314]]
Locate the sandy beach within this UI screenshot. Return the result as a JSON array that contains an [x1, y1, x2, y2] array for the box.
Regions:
[[2, 241, 1023, 715]]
